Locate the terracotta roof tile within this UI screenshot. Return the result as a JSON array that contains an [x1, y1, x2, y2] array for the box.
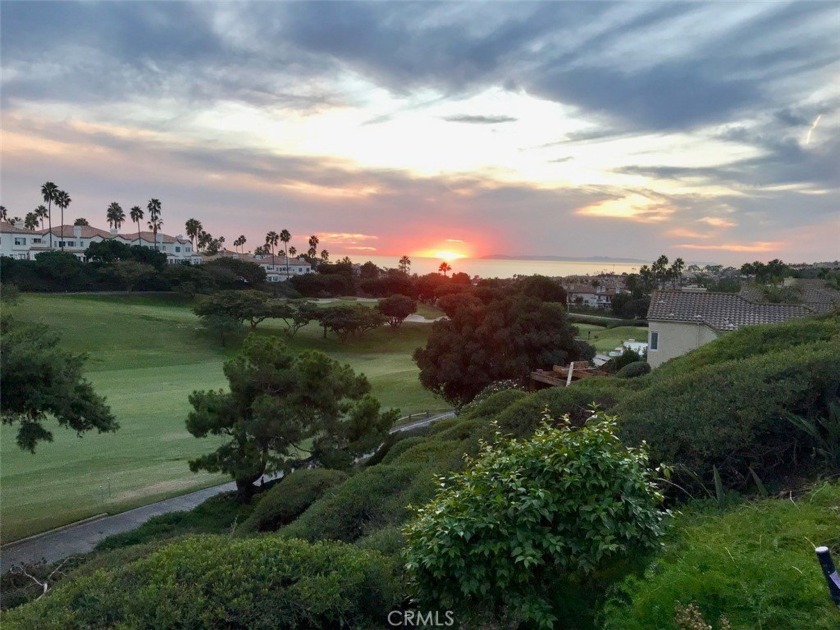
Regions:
[[647, 290, 813, 331]]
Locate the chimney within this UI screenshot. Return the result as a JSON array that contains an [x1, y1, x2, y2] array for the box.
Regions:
[[110, 227, 118, 236], [74, 225, 82, 238]]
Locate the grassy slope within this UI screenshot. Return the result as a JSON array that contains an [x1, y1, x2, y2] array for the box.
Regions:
[[1, 294, 440, 542]]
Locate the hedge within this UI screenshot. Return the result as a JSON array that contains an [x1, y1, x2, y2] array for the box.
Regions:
[[4, 536, 400, 629], [237, 469, 348, 534]]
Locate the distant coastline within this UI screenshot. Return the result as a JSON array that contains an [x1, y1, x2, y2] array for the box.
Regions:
[[481, 254, 649, 264]]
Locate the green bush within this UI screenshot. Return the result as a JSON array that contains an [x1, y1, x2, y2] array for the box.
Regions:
[[458, 387, 529, 423], [601, 482, 840, 630], [364, 424, 432, 467], [237, 469, 348, 534], [4, 536, 399, 629], [379, 436, 427, 464], [355, 524, 406, 557], [384, 438, 466, 469], [616, 361, 651, 378], [617, 340, 840, 490], [280, 464, 430, 543], [404, 412, 670, 629], [96, 491, 250, 550]]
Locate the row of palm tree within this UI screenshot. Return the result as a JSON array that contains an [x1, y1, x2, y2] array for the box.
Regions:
[[102, 200, 163, 249], [40, 182, 72, 250]]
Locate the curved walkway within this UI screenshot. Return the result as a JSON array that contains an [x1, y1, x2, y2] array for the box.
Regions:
[[0, 410, 454, 571]]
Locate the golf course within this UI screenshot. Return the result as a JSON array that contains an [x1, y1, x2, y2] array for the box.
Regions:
[[1, 294, 445, 542]]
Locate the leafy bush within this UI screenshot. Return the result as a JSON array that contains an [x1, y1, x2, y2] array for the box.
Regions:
[[280, 464, 430, 543], [380, 437, 427, 464], [601, 482, 840, 630], [616, 361, 651, 378], [355, 524, 406, 557], [237, 469, 348, 534], [404, 412, 670, 629], [96, 491, 251, 551], [4, 537, 399, 629], [617, 340, 840, 490], [460, 379, 525, 413]]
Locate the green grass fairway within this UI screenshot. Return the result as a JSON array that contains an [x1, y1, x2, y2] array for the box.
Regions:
[[1, 294, 441, 542], [573, 324, 649, 354]]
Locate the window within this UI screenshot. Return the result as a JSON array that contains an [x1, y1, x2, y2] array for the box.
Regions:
[[175, 246, 181, 253], [14, 237, 26, 246], [649, 331, 659, 351], [32, 238, 42, 244], [66, 241, 75, 247], [185, 246, 191, 252]]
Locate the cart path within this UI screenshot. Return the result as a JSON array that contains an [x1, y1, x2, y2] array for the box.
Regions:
[[1, 410, 454, 571]]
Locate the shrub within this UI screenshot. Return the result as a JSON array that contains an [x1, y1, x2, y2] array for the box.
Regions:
[[355, 524, 406, 557], [616, 361, 651, 378], [380, 437, 427, 464], [237, 469, 348, 534], [404, 412, 670, 629], [601, 482, 840, 630], [4, 537, 400, 629], [617, 340, 840, 490], [280, 464, 429, 543]]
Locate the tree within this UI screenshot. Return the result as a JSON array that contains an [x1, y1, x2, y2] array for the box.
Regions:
[[24, 212, 39, 231], [404, 413, 669, 627], [359, 261, 380, 279], [1, 317, 118, 452], [265, 231, 279, 267], [233, 234, 246, 253], [184, 218, 202, 251], [320, 249, 329, 262], [308, 234, 319, 259], [197, 229, 213, 252], [55, 190, 71, 249], [515, 275, 567, 303], [438, 261, 451, 276], [275, 301, 319, 338], [73, 217, 89, 226], [35, 205, 48, 228], [186, 335, 395, 501], [669, 257, 685, 288], [41, 182, 59, 249], [414, 296, 592, 407], [193, 290, 275, 331], [288, 245, 296, 258], [112, 261, 154, 294], [147, 198, 162, 250], [130, 206, 144, 244], [319, 304, 386, 341], [398, 255, 411, 274], [280, 228, 291, 277], [0, 205, 6, 221], [376, 294, 417, 329], [106, 202, 125, 231]]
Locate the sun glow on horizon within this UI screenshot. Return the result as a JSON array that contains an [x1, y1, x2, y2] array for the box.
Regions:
[[432, 250, 466, 262]]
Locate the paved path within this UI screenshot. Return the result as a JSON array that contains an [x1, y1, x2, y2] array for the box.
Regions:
[[1, 411, 454, 571]]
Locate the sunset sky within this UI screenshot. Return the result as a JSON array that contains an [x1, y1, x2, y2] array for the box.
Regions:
[[1, 1, 838, 264]]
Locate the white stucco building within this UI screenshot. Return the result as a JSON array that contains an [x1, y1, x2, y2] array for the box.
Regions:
[[203, 250, 314, 282]]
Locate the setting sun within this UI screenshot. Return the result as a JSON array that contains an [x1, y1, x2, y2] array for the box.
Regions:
[[433, 250, 466, 261]]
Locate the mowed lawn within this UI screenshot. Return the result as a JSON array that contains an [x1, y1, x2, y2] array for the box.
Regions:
[[1, 294, 441, 542], [573, 324, 649, 354]]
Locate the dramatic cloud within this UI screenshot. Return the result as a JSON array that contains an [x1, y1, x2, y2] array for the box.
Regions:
[[2, 1, 838, 264]]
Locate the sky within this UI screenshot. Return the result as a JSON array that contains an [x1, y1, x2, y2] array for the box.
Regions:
[[1, 1, 839, 265]]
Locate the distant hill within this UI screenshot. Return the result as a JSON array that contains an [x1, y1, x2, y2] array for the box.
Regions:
[[481, 254, 649, 264]]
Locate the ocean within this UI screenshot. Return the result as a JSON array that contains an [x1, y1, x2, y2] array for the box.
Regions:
[[355, 256, 641, 279]]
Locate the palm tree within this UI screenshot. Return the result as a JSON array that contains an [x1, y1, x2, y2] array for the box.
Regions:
[[147, 199, 162, 250], [185, 218, 202, 251], [280, 229, 291, 277], [106, 202, 125, 231], [55, 190, 71, 249], [399, 255, 411, 274], [289, 246, 297, 258], [307, 234, 319, 259], [34, 205, 48, 229], [130, 206, 144, 244], [239, 235, 247, 254], [24, 212, 39, 230], [320, 249, 329, 262], [41, 182, 59, 249], [0, 206, 6, 221], [439, 261, 452, 277], [265, 231, 279, 267]]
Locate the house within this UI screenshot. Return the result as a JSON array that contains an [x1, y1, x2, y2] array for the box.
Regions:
[[0, 221, 199, 264], [203, 250, 314, 282], [566, 284, 619, 309], [646, 288, 816, 368]]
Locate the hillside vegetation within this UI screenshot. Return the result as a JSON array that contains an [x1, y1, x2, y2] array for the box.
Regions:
[[5, 314, 839, 627]]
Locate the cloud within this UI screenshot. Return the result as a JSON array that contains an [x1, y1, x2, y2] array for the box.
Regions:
[[318, 233, 379, 243], [699, 216, 737, 228], [442, 114, 517, 124], [677, 242, 783, 253], [576, 193, 674, 223]]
